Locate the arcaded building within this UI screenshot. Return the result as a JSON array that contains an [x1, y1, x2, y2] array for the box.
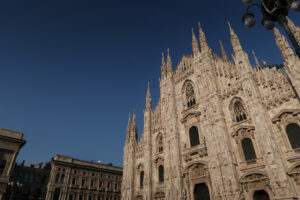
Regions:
[[45, 155, 122, 200], [0, 128, 26, 200], [121, 19, 300, 200]]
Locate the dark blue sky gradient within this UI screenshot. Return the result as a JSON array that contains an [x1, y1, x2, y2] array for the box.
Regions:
[[0, 1, 299, 167]]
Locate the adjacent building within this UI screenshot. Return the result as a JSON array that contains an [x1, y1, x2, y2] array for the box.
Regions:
[[0, 129, 26, 200], [4, 161, 50, 200], [46, 155, 122, 200], [121, 20, 300, 200]]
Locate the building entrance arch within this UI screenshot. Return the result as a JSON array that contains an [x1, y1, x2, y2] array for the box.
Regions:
[[194, 183, 210, 200], [253, 190, 270, 200]]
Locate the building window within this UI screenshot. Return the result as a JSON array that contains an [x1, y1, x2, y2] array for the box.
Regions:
[[88, 196, 92, 200], [242, 138, 257, 161], [233, 101, 247, 122], [157, 134, 163, 153], [91, 180, 94, 187], [115, 183, 118, 190], [99, 181, 103, 188], [60, 174, 65, 184], [82, 179, 85, 187], [286, 123, 300, 149], [0, 160, 6, 175], [72, 178, 76, 185], [55, 173, 60, 183], [140, 171, 144, 187], [69, 194, 73, 200], [158, 165, 164, 183], [189, 126, 200, 147], [186, 82, 196, 108], [79, 195, 83, 200], [107, 182, 110, 190]]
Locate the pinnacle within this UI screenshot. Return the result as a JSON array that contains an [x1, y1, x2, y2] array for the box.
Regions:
[[219, 40, 228, 61], [198, 22, 208, 51], [252, 50, 261, 68]]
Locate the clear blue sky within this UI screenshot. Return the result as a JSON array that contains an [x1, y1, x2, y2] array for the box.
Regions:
[[0, 1, 299, 167]]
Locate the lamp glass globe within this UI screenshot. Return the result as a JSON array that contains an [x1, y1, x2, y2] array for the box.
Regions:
[[244, 15, 256, 28], [263, 20, 275, 30], [291, 0, 300, 12], [242, 0, 253, 5]]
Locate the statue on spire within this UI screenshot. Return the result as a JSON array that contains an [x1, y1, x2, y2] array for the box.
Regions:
[[228, 22, 243, 54]]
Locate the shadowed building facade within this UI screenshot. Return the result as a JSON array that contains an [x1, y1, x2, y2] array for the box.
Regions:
[[45, 155, 122, 200], [0, 129, 26, 200], [121, 20, 300, 200]]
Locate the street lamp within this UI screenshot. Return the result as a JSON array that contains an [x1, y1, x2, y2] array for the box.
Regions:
[[242, 0, 300, 58]]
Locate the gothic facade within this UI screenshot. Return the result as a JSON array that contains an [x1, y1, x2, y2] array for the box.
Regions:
[[121, 20, 300, 200]]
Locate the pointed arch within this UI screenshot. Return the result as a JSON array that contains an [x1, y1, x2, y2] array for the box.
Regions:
[[156, 133, 164, 153], [230, 97, 248, 123], [182, 81, 196, 108], [286, 123, 300, 149]]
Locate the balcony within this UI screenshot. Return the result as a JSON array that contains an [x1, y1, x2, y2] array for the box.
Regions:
[[182, 143, 208, 162]]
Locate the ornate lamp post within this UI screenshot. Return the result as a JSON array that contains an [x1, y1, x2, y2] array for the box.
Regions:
[[241, 0, 300, 58]]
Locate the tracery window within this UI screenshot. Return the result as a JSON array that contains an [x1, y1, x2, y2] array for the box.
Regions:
[[158, 165, 164, 183], [233, 100, 247, 123], [241, 138, 257, 161], [0, 160, 6, 175], [286, 123, 300, 149], [157, 134, 163, 153], [189, 126, 200, 147], [140, 171, 144, 187], [186, 82, 196, 108]]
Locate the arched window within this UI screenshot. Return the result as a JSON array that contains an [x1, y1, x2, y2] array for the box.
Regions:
[[242, 138, 257, 161], [140, 171, 144, 187], [286, 123, 300, 149], [186, 82, 196, 108], [60, 174, 65, 184], [0, 160, 6, 175], [234, 101, 247, 122], [157, 134, 163, 153], [189, 126, 200, 147], [158, 165, 164, 183], [55, 173, 60, 183]]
